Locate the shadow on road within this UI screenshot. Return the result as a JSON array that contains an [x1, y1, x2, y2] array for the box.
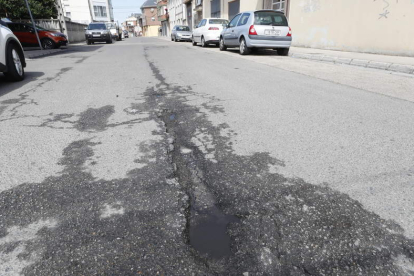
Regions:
[[0, 72, 45, 98]]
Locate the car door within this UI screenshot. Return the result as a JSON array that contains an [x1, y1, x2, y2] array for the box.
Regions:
[[197, 19, 207, 42], [192, 21, 201, 42], [234, 13, 251, 46], [224, 14, 242, 46]]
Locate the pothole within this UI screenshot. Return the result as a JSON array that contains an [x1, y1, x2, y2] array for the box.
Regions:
[[161, 108, 239, 260]]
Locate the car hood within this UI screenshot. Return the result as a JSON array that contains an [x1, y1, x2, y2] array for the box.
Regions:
[[86, 30, 108, 34], [176, 31, 192, 35]]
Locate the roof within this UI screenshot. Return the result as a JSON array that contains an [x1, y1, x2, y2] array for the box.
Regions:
[[140, 0, 157, 8]]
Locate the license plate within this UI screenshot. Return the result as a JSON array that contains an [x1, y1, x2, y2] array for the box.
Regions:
[[93, 34, 100, 37], [265, 30, 281, 36]]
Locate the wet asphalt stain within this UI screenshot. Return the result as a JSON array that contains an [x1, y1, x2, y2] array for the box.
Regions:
[[141, 48, 414, 275], [75, 105, 115, 132]]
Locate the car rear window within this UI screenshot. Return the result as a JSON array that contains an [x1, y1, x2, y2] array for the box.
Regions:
[[209, 19, 228, 25], [88, 24, 107, 30], [254, 11, 288, 26]]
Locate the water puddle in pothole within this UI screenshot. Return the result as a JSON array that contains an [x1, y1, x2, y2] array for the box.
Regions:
[[189, 205, 239, 259]]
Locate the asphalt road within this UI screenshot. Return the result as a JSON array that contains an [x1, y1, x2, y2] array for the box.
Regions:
[[0, 37, 414, 275]]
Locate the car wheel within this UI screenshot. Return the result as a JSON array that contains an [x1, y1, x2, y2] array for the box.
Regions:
[[171, 36, 174, 41], [4, 43, 25, 81], [192, 37, 197, 46], [107, 37, 113, 44], [219, 37, 227, 51], [239, 37, 251, 55], [174, 36, 178, 42], [201, 36, 207, 47], [87, 40, 91, 45], [277, 48, 290, 56], [41, 38, 55, 49]]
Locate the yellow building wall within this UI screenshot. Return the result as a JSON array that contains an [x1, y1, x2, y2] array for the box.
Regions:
[[143, 25, 160, 37], [288, 0, 414, 56]]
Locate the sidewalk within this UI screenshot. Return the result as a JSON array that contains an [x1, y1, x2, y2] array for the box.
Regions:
[[24, 48, 67, 59], [290, 47, 414, 75], [24, 42, 85, 59]]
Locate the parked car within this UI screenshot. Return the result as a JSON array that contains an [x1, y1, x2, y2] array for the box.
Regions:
[[85, 22, 114, 44], [171, 25, 192, 42], [219, 10, 291, 55], [192, 18, 229, 47], [5, 22, 68, 49], [106, 22, 122, 41], [0, 20, 26, 81], [123, 30, 129, 38]]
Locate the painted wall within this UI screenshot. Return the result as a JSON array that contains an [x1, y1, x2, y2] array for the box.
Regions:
[[143, 25, 160, 36], [289, 0, 414, 56]]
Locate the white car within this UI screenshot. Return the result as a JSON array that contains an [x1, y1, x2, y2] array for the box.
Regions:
[[0, 19, 26, 81], [192, 18, 229, 47]]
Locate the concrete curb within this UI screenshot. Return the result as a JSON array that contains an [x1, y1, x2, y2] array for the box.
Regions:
[[291, 53, 414, 75], [24, 48, 67, 59]]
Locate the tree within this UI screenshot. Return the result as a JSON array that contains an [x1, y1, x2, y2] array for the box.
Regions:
[[0, 0, 57, 19]]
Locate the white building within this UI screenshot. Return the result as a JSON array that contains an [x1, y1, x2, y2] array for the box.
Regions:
[[167, 0, 185, 35], [61, 0, 114, 24]]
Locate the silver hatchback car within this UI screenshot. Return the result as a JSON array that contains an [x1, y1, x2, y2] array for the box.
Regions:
[[171, 25, 192, 42], [220, 10, 292, 55]]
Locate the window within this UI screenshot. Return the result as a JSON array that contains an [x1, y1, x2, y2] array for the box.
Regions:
[[254, 11, 288, 26], [94, 6, 107, 17], [237, 13, 250, 26], [66, 12, 71, 17], [211, 0, 220, 18], [151, 17, 155, 21], [209, 19, 228, 25], [198, 19, 206, 27], [228, 13, 241, 28], [87, 23, 107, 30], [264, 0, 286, 13], [177, 26, 190, 31]]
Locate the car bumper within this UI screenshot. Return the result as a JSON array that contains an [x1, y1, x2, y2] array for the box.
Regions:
[[52, 37, 68, 46], [176, 36, 192, 41], [204, 32, 221, 43], [85, 34, 110, 41], [247, 35, 292, 48]]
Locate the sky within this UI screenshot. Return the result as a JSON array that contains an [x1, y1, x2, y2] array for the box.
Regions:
[[112, 0, 145, 23]]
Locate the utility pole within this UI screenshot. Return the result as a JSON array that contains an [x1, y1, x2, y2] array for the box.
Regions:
[[24, 0, 42, 50], [55, 0, 69, 41]]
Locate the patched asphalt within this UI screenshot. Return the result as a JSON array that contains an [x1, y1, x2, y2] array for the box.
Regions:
[[0, 37, 414, 275]]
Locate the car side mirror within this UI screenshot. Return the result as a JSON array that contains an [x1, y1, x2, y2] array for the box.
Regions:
[[84, 27, 87, 30], [222, 24, 227, 29]]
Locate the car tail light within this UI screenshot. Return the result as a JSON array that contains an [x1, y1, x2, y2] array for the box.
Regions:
[[208, 27, 219, 30], [287, 27, 292, 37], [249, 25, 257, 35]]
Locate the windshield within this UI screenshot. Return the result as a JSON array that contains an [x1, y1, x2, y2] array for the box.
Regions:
[[88, 24, 107, 30], [105, 23, 115, 29], [176, 26, 190, 31], [209, 19, 228, 25], [254, 11, 288, 26]]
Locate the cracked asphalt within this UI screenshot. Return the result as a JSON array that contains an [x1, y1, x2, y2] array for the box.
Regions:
[[0, 37, 414, 275]]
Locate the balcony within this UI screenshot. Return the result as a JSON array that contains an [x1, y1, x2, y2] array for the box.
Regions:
[[158, 14, 169, 22]]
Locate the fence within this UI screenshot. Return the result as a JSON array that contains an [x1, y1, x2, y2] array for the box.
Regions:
[[16, 19, 87, 43]]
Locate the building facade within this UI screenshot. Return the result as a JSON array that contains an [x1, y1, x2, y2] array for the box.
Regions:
[[141, 0, 161, 37], [288, 0, 414, 56], [157, 0, 169, 36], [60, 0, 114, 24], [167, 0, 185, 35]]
